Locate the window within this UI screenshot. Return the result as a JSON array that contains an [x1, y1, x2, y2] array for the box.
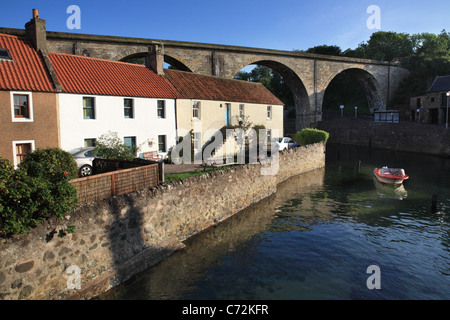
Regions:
[[11, 93, 33, 121], [83, 97, 95, 119], [158, 135, 167, 153], [124, 98, 134, 119], [124, 136, 137, 154], [239, 104, 245, 120], [0, 48, 12, 61], [13, 141, 34, 168], [13, 94, 30, 119], [267, 106, 272, 119], [84, 138, 96, 147], [267, 129, 272, 142], [193, 132, 201, 152], [157, 100, 166, 118], [193, 101, 200, 119]]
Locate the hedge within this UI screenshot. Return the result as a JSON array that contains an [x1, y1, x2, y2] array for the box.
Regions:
[[296, 128, 329, 146]]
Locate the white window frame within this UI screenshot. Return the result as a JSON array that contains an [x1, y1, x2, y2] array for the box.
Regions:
[[193, 101, 201, 119], [239, 104, 245, 120], [124, 98, 134, 119], [158, 135, 167, 153], [82, 96, 96, 120], [12, 140, 35, 168], [157, 100, 166, 119], [267, 105, 272, 120], [11, 92, 34, 122], [193, 132, 201, 152]]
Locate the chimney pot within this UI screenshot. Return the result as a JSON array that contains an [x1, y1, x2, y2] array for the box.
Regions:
[[32, 9, 39, 19]]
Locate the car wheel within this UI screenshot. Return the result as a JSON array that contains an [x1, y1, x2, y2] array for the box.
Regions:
[[79, 165, 93, 177]]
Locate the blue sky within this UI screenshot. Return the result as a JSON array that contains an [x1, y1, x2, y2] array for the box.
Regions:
[[1, 0, 449, 52]]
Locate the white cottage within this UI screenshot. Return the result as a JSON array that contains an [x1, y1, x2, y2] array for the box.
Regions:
[[49, 52, 180, 158]]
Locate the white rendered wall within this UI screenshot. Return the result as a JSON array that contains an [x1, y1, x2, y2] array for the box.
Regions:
[[58, 94, 177, 157]]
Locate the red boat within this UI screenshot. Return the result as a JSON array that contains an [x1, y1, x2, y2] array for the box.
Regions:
[[373, 167, 409, 185]]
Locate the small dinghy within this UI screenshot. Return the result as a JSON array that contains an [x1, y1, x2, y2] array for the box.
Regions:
[[373, 166, 409, 185]]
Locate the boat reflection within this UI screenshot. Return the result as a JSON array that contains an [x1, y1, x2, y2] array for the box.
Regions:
[[373, 178, 408, 200]]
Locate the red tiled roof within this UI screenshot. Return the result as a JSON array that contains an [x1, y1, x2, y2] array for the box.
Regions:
[[0, 33, 55, 92], [48, 52, 180, 98], [164, 69, 284, 105]]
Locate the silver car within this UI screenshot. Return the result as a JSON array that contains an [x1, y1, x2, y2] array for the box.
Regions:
[[69, 147, 101, 177]]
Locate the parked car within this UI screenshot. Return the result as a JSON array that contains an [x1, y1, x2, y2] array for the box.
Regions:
[[69, 147, 102, 177], [273, 137, 300, 151]]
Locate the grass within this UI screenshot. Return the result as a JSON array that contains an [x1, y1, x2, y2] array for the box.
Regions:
[[164, 165, 235, 182]]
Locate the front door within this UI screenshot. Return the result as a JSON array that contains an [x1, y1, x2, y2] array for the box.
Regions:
[[225, 103, 231, 126]]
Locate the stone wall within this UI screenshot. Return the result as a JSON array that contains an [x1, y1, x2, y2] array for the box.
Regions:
[[0, 142, 325, 300], [318, 118, 450, 157]]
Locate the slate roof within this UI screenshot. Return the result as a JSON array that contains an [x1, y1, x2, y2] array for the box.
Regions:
[[427, 75, 450, 93], [0, 33, 55, 92], [48, 52, 180, 98], [164, 69, 284, 105]]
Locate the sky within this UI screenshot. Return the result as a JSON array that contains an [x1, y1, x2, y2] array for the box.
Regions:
[[1, 0, 450, 53]]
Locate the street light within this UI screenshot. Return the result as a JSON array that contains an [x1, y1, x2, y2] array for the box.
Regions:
[[446, 92, 449, 129], [355, 106, 358, 119]]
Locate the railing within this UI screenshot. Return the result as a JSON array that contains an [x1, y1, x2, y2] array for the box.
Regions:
[[70, 164, 159, 205]]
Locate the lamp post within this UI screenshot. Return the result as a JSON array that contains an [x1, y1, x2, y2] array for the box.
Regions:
[[446, 92, 449, 129], [355, 106, 358, 119]]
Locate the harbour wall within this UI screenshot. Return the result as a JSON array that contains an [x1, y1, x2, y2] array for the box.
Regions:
[[318, 118, 450, 157], [0, 142, 325, 300]]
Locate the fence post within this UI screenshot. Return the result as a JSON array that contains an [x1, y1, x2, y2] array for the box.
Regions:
[[111, 172, 116, 196]]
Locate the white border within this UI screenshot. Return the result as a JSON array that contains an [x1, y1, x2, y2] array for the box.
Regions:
[[12, 140, 35, 168], [10, 91, 34, 122]]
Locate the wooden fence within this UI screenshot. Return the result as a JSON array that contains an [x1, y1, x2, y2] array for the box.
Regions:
[[70, 164, 159, 205]]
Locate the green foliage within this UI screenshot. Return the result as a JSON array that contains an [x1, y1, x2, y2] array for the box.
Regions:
[[21, 148, 79, 180], [306, 45, 342, 56], [296, 128, 329, 146], [94, 131, 138, 161], [0, 155, 78, 237], [234, 65, 294, 107]]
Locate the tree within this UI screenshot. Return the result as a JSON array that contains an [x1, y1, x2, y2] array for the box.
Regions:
[[234, 65, 294, 106], [306, 45, 342, 56], [94, 131, 138, 161]]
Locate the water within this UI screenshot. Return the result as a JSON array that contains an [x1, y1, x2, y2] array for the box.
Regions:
[[98, 144, 450, 300]]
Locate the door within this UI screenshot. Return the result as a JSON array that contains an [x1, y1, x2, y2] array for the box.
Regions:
[[225, 103, 231, 126]]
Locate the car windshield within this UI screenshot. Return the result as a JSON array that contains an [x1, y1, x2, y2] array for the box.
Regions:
[[69, 148, 84, 155]]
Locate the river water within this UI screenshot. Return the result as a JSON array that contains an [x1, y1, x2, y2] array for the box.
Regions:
[[98, 144, 450, 300]]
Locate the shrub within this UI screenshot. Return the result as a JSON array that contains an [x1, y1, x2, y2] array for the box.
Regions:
[[95, 131, 138, 161], [0, 155, 78, 236], [21, 148, 79, 180], [296, 128, 329, 146]]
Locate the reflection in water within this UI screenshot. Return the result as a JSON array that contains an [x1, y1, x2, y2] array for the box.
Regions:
[[99, 144, 450, 300], [373, 178, 408, 200]]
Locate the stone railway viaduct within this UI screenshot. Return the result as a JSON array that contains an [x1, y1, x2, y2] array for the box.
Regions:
[[1, 24, 409, 130]]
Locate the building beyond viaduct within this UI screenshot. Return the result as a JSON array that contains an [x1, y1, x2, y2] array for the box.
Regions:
[[0, 11, 409, 131]]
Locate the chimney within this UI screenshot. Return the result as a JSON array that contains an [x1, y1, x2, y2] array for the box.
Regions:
[[25, 9, 48, 54], [146, 44, 164, 76]]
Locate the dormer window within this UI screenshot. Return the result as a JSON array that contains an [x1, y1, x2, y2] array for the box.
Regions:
[[0, 48, 12, 61]]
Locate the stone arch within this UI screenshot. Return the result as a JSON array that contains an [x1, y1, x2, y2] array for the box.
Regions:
[[322, 68, 386, 115], [231, 59, 311, 132], [118, 52, 192, 71]]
